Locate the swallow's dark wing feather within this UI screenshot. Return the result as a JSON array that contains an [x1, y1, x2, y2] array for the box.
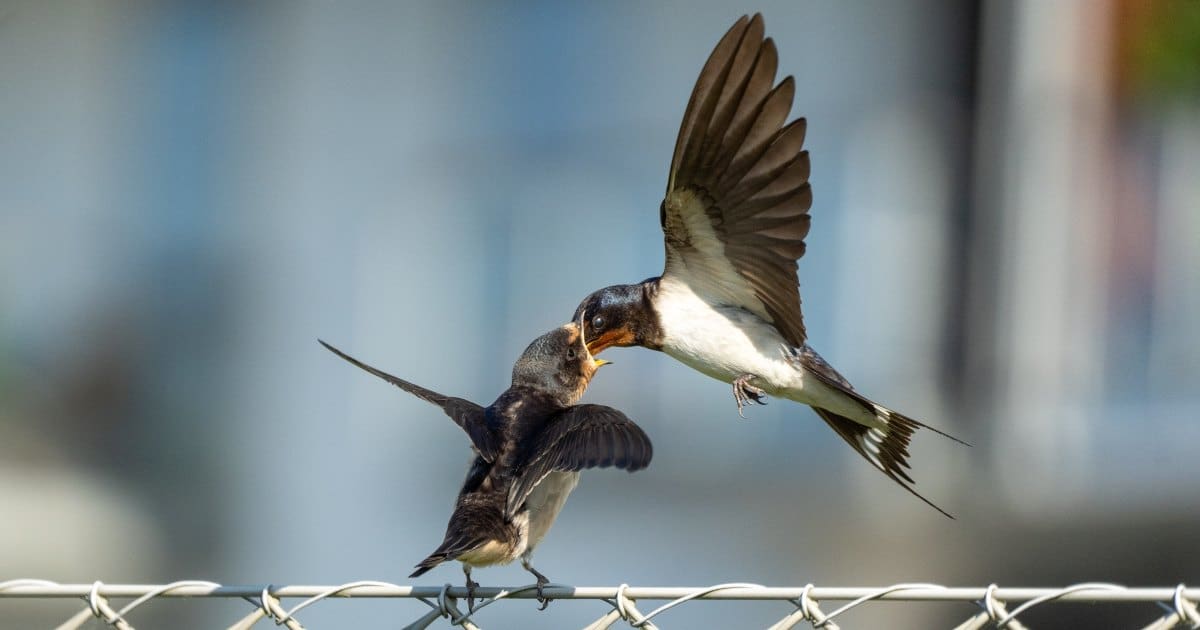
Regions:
[[661, 13, 811, 346], [319, 340, 499, 460], [505, 404, 652, 517]]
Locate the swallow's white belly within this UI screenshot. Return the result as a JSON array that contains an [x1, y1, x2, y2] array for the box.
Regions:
[[654, 278, 874, 424], [523, 471, 579, 552], [656, 278, 800, 390]]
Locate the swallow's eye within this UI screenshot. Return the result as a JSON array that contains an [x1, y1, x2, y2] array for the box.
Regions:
[[566, 348, 577, 360], [591, 314, 606, 330]]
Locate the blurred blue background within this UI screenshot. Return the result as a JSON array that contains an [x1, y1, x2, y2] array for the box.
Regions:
[[2, 1, 1198, 627]]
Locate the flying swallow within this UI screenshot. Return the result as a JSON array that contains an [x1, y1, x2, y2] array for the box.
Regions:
[[571, 14, 967, 517], [319, 320, 652, 609]]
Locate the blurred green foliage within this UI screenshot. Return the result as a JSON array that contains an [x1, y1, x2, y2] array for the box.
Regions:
[[1133, 0, 1200, 101]]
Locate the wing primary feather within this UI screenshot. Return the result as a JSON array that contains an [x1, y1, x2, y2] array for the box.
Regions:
[[730, 152, 811, 219], [668, 15, 751, 193], [714, 76, 795, 195], [712, 38, 778, 184], [320, 339, 450, 407], [725, 118, 808, 206], [694, 15, 766, 179], [318, 339, 498, 459]]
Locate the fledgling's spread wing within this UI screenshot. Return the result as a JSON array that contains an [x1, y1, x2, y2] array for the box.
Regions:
[[505, 404, 653, 517], [319, 340, 499, 460]]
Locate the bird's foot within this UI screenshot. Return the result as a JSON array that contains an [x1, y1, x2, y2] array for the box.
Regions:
[[464, 575, 479, 613], [528, 567, 551, 610], [732, 373, 767, 418]]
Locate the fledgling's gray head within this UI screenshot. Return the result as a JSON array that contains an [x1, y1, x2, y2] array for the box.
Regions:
[[511, 321, 608, 405]]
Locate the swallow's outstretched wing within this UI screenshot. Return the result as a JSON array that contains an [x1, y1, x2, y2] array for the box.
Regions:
[[506, 404, 653, 517], [319, 340, 500, 461], [660, 13, 812, 347]]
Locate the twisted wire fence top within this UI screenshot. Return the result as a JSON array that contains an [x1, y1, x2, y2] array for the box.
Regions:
[[3, 579, 1199, 630]]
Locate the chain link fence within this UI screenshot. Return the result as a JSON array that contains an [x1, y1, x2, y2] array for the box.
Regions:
[[3, 579, 1199, 629]]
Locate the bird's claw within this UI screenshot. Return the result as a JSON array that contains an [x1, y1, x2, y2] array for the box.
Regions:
[[527, 568, 552, 610], [732, 374, 767, 418], [465, 576, 479, 613], [536, 577, 550, 610]]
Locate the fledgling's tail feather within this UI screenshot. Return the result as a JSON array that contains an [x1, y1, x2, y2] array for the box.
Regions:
[[409, 529, 489, 579], [409, 553, 449, 579]]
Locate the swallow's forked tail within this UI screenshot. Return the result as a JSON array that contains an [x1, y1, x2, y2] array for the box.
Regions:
[[784, 345, 970, 519], [813, 407, 961, 519]]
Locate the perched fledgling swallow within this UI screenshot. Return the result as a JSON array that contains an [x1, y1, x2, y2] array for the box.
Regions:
[[571, 14, 967, 517], [319, 321, 652, 609]]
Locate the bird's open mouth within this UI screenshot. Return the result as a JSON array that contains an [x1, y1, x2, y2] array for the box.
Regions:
[[586, 327, 636, 355]]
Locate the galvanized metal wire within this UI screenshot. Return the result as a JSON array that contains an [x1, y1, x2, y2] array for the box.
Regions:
[[2, 579, 1198, 629]]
